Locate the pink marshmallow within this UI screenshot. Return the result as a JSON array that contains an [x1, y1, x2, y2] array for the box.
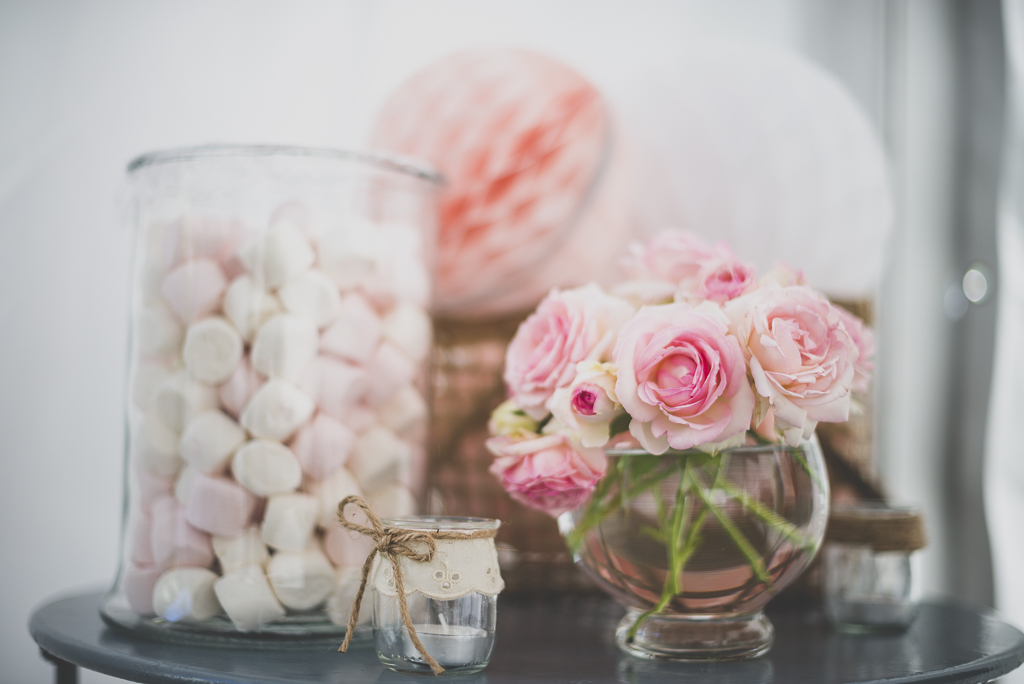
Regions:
[[300, 356, 368, 422], [323, 525, 375, 568], [134, 469, 173, 514], [320, 294, 382, 365], [130, 512, 155, 566], [162, 216, 245, 270], [339, 404, 377, 434], [124, 563, 161, 616], [398, 443, 429, 496], [218, 358, 263, 418], [290, 413, 356, 479], [161, 260, 227, 322], [150, 495, 214, 571], [364, 342, 417, 406], [185, 474, 260, 538]]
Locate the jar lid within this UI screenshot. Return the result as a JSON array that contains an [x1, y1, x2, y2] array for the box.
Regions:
[[826, 503, 927, 552]]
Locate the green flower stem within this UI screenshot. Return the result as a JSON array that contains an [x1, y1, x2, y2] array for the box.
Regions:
[[715, 479, 813, 551], [689, 477, 772, 588], [791, 448, 825, 490]]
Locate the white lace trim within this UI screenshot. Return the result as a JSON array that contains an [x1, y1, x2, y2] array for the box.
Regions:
[[371, 536, 504, 600]]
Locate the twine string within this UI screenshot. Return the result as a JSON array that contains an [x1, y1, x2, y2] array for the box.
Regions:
[[335, 495, 497, 676]]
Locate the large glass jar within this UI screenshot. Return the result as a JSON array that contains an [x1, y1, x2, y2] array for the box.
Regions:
[[102, 145, 441, 645]]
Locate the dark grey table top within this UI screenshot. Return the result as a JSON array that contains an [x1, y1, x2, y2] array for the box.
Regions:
[[29, 591, 1024, 684]]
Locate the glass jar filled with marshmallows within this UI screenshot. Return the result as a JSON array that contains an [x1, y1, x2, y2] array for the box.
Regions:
[[101, 145, 441, 644]]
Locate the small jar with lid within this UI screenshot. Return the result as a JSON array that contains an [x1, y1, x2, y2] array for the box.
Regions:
[[823, 503, 927, 632], [372, 516, 504, 676]]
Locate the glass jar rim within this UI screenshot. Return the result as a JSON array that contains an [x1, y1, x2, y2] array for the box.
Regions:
[[126, 143, 443, 184], [381, 515, 500, 531], [605, 442, 814, 457]]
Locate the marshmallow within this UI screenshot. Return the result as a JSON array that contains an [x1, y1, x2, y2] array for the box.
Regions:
[[327, 566, 371, 627], [362, 227, 430, 309], [377, 385, 428, 438], [291, 413, 355, 479], [317, 225, 384, 291], [133, 412, 182, 478], [185, 474, 259, 538], [348, 426, 412, 494], [270, 201, 318, 243], [261, 493, 319, 552], [132, 361, 176, 411], [218, 358, 263, 419], [130, 513, 155, 566], [180, 410, 246, 473], [223, 275, 283, 343], [251, 314, 319, 382], [364, 342, 417, 406], [239, 223, 315, 290], [319, 294, 381, 365], [154, 371, 219, 432], [300, 357, 368, 423], [161, 260, 227, 322], [124, 563, 161, 616], [307, 466, 362, 528], [240, 380, 315, 442], [174, 466, 199, 505], [183, 317, 243, 385], [232, 439, 302, 496], [162, 216, 244, 270], [323, 525, 374, 568], [134, 468, 173, 514], [135, 304, 184, 359], [399, 443, 429, 496], [339, 404, 377, 435], [266, 545, 335, 610], [369, 483, 417, 519], [382, 303, 432, 363], [214, 566, 286, 631], [150, 495, 214, 571], [152, 567, 221, 623], [139, 220, 170, 306], [213, 527, 269, 575], [278, 270, 342, 329]]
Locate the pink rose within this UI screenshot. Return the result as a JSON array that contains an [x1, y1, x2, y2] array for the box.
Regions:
[[504, 284, 633, 419], [690, 257, 757, 303], [624, 230, 733, 288], [548, 360, 620, 447], [835, 306, 874, 393], [759, 262, 807, 288], [727, 285, 857, 445], [613, 302, 755, 454], [486, 433, 606, 516]]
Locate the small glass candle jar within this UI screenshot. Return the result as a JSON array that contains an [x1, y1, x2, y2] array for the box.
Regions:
[[823, 504, 926, 632], [372, 516, 503, 675]]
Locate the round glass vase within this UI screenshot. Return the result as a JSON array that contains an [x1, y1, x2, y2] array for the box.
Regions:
[[558, 438, 829, 661], [102, 145, 441, 646]]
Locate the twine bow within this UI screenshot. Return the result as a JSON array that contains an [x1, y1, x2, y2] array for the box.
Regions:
[[335, 495, 497, 675]]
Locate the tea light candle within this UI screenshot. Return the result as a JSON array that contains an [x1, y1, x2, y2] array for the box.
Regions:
[[401, 624, 490, 667]]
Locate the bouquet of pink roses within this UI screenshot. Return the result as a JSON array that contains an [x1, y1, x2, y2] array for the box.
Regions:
[[486, 229, 874, 516]]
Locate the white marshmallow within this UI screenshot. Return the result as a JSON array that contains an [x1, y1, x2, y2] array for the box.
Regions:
[[307, 466, 362, 528], [291, 413, 355, 479], [382, 303, 432, 363], [132, 361, 176, 411], [317, 225, 384, 291], [399, 443, 429, 496], [134, 468, 173, 514], [319, 294, 381, 365], [300, 357, 368, 423], [327, 566, 371, 627], [364, 342, 417, 406], [162, 216, 244, 269], [348, 426, 412, 494], [266, 545, 335, 611], [214, 566, 286, 631], [154, 371, 219, 432], [232, 439, 302, 496], [139, 220, 170, 306], [174, 466, 199, 505], [185, 474, 259, 538], [152, 567, 221, 623], [213, 527, 269, 575], [240, 380, 315, 442], [124, 563, 161, 616], [218, 358, 263, 419], [251, 314, 319, 382], [369, 483, 417, 519], [269, 201, 318, 243], [223, 275, 282, 343], [278, 270, 342, 329], [339, 404, 377, 435], [133, 412, 182, 478], [323, 525, 374, 568], [130, 513, 154, 566], [150, 495, 214, 570], [261, 493, 319, 552], [135, 304, 184, 359], [180, 410, 246, 473], [377, 385, 428, 438], [239, 223, 315, 290], [161, 259, 227, 322], [183, 317, 243, 385]]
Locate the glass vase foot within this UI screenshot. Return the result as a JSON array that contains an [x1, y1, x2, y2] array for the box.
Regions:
[[615, 610, 773, 661]]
